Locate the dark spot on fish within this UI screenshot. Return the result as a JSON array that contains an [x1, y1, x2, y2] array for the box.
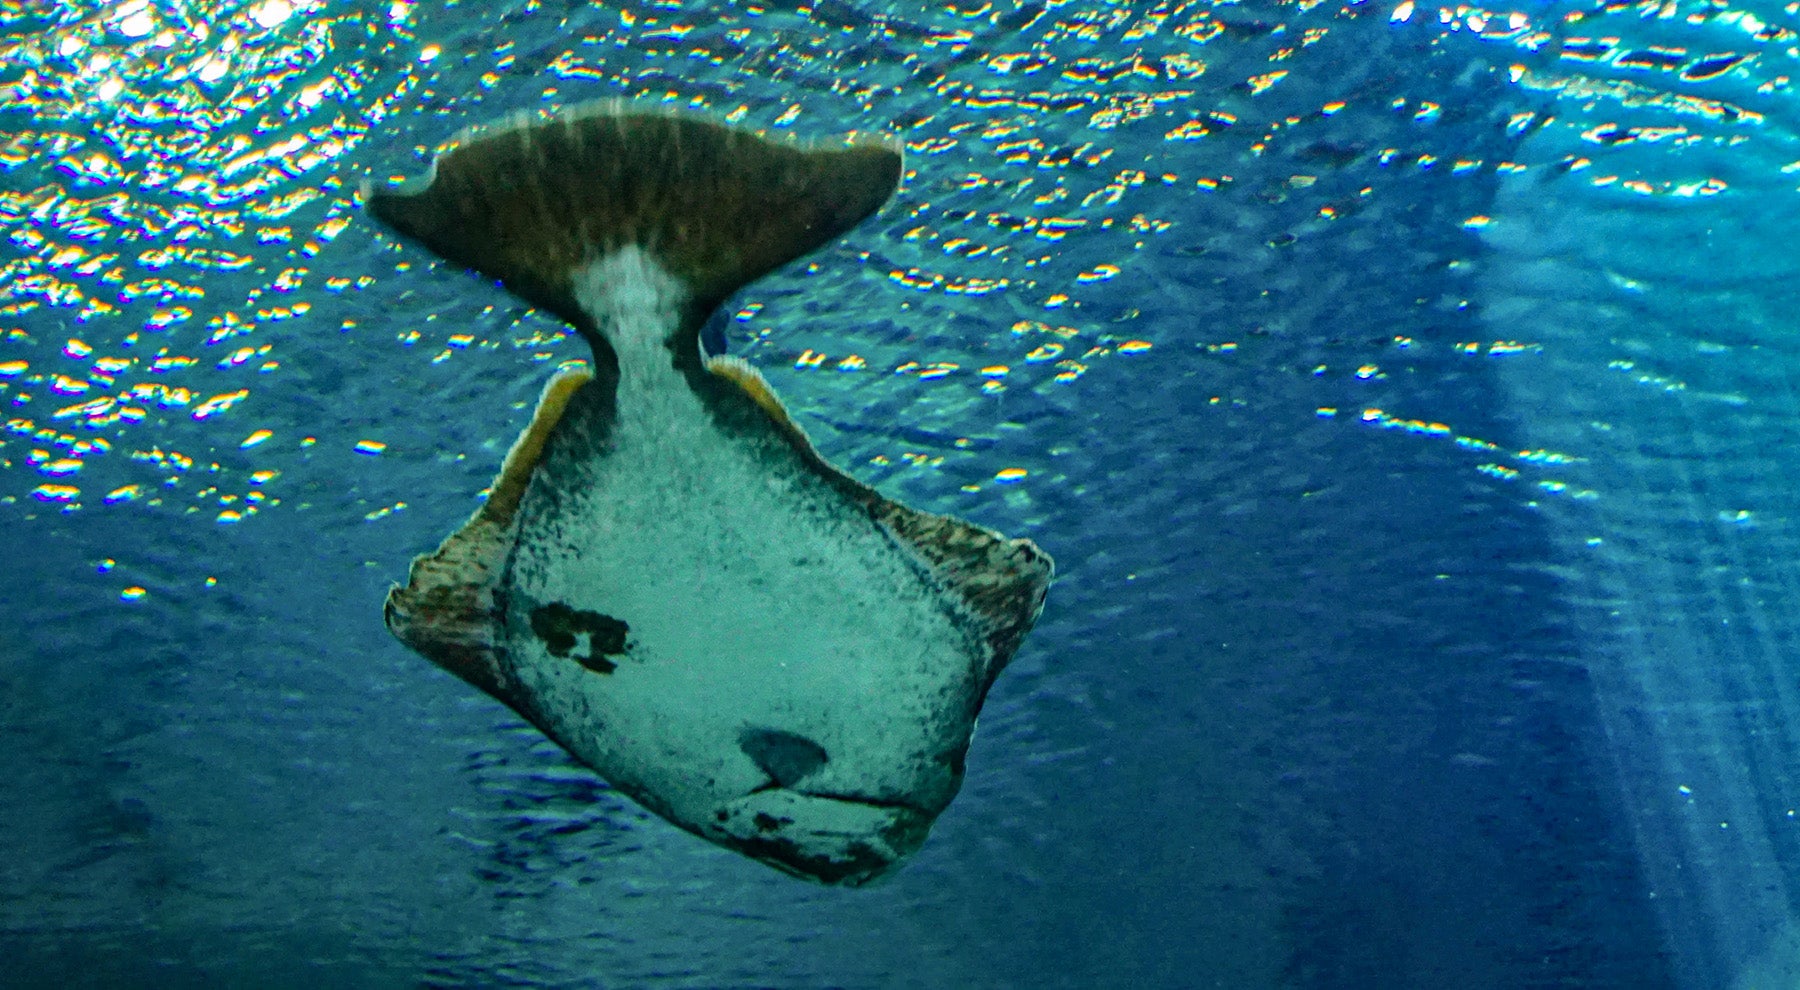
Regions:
[[937, 744, 968, 779], [529, 602, 628, 674], [754, 812, 789, 832], [740, 728, 830, 787]]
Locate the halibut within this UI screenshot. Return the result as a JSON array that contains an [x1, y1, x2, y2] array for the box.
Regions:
[[363, 104, 1052, 885]]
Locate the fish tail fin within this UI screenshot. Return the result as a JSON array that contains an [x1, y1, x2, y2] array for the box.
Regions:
[[362, 103, 903, 356]]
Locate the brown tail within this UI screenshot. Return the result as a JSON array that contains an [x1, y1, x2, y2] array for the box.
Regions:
[[362, 102, 902, 353]]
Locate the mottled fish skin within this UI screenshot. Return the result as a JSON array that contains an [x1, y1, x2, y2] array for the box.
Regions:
[[366, 103, 1052, 885]]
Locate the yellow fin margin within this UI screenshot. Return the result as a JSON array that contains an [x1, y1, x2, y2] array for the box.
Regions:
[[705, 354, 822, 455], [484, 367, 594, 525], [384, 366, 593, 699]]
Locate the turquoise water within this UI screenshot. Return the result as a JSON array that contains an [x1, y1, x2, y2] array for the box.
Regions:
[[3, 0, 1798, 985]]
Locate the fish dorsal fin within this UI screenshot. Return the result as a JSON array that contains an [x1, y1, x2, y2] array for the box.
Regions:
[[383, 368, 593, 698], [363, 104, 903, 365], [483, 367, 593, 525], [704, 353, 1053, 680], [704, 354, 821, 455]]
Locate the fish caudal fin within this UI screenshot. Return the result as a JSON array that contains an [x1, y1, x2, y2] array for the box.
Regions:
[[362, 103, 903, 353]]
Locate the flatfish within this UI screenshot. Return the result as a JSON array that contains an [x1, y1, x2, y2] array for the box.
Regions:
[[364, 104, 1053, 885]]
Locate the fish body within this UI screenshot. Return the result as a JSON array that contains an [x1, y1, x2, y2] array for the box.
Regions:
[[366, 105, 1051, 884]]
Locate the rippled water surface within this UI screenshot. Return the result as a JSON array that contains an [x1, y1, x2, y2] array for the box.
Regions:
[[4, 0, 1799, 986]]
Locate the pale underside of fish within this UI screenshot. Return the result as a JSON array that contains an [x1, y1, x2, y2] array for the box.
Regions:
[[362, 103, 1053, 885]]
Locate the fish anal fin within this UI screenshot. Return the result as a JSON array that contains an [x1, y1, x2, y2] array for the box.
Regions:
[[872, 503, 1054, 683], [384, 368, 596, 700], [704, 354, 819, 447]]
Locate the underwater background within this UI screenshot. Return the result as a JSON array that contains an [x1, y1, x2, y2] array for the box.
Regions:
[[2, 0, 1798, 986]]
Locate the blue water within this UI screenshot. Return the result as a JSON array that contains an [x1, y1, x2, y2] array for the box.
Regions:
[[4, 0, 1798, 986]]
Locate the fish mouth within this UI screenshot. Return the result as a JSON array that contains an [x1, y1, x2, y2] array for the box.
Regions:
[[710, 787, 936, 886]]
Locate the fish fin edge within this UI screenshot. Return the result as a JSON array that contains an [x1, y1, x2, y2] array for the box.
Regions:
[[704, 354, 1052, 675], [384, 367, 595, 697]]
